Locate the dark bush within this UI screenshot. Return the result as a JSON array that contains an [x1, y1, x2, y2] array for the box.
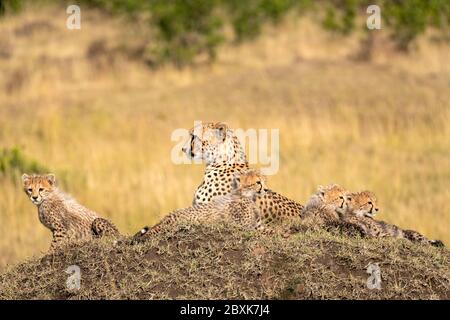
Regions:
[[1, 0, 448, 64], [0, 0, 22, 15], [0, 147, 48, 182]]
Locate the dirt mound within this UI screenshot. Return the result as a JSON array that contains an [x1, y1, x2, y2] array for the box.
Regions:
[[0, 223, 448, 300]]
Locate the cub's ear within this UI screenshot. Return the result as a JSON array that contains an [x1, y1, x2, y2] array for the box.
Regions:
[[214, 122, 228, 142], [46, 174, 56, 186], [343, 193, 352, 201], [317, 185, 326, 196], [21, 174, 30, 184]]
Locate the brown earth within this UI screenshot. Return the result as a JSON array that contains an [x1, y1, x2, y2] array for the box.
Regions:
[[0, 223, 448, 300]]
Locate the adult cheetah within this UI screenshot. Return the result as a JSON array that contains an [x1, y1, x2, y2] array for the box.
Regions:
[[182, 122, 248, 204], [132, 169, 266, 242], [22, 174, 119, 251], [181, 122, 304, 226]]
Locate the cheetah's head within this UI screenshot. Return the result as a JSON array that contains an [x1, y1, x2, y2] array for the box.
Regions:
[[341, 191, 379, 218], [182, 122, 245, 165], [232, 169, 267, 198], [22, 173, 56, 205], [305, 184, 347, 210]]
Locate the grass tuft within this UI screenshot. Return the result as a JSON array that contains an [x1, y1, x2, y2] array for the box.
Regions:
[[0, 223, 448, 300]]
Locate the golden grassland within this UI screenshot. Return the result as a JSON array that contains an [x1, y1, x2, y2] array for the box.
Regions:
[[0, 5, 449, 268]]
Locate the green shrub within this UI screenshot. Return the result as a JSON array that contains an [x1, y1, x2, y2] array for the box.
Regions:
[[321, 0, 358, 35], [0, 0, 23, 15], [1, 0, 448, 64], [148, 0, 224, 66], [0, 147, 48, 183], [78, 0, 312, 66], [81, 0, 449, 63], [225, 0, 302, 42], [321, 0, 448, 50], [383, 0, 450, 50]]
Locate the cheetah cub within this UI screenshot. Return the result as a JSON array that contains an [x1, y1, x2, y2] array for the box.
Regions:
[[299, 184, 348, 228], [132, 169, 266, 243], [337, 191, 444, 247], [22, 174, 118, 251]]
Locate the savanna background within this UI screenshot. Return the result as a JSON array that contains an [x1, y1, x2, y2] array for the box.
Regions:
[[0, 0, 449, 272]]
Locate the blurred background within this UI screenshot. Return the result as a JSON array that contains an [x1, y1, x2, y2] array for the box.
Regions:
[[0, 0, 449, 269]]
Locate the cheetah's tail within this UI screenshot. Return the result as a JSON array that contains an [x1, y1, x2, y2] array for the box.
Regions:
[[430, 239, 445, 248], [130, 226, 150, 244]]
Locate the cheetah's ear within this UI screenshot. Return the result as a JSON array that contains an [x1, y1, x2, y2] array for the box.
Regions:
[[46, 174, 56, 186], [252, 169, 267, 183], [214, 122, 228, 142], [343, 192, 352, 201], [317, 185, 326, 196], [258, 174, 268, 189], [21, 174, 30, 184]]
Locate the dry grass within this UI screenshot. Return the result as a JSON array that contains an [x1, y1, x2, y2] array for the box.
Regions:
[[0, 4, 449, 270], [0, 223, 448, 299]]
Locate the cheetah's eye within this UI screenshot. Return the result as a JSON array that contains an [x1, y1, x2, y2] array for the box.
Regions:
[[368, 201, 372, 205], [256, 181, 261, 185], [347, 197, 352, 201], [27, 188, 32, 193], [39, 188, 44, 192]]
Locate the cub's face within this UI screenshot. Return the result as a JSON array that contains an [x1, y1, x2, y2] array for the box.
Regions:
[[233, 170, 267, 198], [182, 122, 228, 163], [22, 174, 56, 205], [343, 191, 379, 218], [305, 184, 347, 209]]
